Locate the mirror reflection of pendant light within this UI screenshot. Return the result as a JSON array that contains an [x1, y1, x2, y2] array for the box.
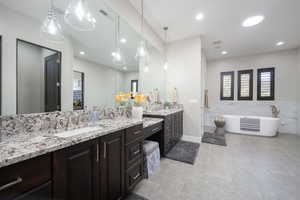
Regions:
[[64, 0, 96, 31], [135, 0, 150, 64], [40, 0, 64, 42], [112, 16, 126, 66], [163, 27, 168, 71]]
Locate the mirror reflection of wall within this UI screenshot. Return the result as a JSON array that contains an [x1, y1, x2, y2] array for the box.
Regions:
[[73, 71, 84, 110], [17, 40, 61, 114], [0, 35, 2, 115]]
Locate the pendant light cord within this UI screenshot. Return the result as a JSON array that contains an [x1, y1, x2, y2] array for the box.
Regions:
[[141, 0, 144, 36]]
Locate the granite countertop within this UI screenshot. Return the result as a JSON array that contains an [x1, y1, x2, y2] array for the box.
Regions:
[[0, 118, 142, 168], [143, 108, 183, 116], [143, 117, 164, 128]]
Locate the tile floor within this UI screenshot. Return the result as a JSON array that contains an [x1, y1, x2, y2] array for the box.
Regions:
[[133, 133, 300, 200]]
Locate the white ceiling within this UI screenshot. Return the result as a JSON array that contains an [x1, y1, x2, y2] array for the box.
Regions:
[[129, 0, 300, 60], [0, 0, 142, 71]]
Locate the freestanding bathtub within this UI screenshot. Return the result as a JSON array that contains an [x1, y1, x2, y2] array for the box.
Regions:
[[222, 115, 280, 137]]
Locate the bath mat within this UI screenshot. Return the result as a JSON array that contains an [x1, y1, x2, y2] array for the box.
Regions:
[[202, 132, 227, 146], [165, 140, 200, 164], [125, 193, 149, 200]]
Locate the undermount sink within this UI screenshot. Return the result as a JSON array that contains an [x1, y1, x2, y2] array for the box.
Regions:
[[54, 126, 103, 138]]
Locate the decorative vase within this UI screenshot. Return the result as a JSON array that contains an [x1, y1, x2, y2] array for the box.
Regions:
[[132, 106, 143, 120]]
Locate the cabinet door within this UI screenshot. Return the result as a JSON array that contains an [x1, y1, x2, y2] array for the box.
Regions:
[[53, 140, 99, 200], [100, 131, 124, 200]]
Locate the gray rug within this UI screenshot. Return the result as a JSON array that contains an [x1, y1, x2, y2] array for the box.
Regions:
[[165, 141, 200, 164], [125, 193, 149, 200], [202, 132, 227, 146]]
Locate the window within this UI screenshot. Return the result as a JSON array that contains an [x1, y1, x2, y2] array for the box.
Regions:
[[238, 70, 253, 100], [131, 80, 138, 94], [73, 71, 84, 110], [257, 67, 275, 101], [220, 71, 234, 100]]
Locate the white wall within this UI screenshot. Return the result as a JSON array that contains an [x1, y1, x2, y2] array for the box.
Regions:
[[123, 72, 139, 93], [73, 58, 127, 109], [0, 5, 74, 115], [139, 47, 166, 100], [17, 41, 44, 114], [166, 37, 202, 138], [105, 0, 164, 53], [297, 48, 300, 134], [206, 49, 299, 134]]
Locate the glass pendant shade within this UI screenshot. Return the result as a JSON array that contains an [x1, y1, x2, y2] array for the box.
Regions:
[[41, 8, 64, 42], [112, 48, 126, 66], [135, 40, 150, 64], [64, 0, 96, 31]]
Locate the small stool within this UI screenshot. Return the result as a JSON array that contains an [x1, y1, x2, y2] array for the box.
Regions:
[[143, 140, 160, 178]]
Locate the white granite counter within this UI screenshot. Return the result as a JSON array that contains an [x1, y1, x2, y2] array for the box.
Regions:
[[0, 118, 142, 168], [143, 118, 164, 128], [143, 108, 183, 117]]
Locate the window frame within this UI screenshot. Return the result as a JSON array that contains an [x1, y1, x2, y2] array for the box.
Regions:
[[257, 67, 275, 101], [220, 71, 234, 100], [238, 69, 253, 101]]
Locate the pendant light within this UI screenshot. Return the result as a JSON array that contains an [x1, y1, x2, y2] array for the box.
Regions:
[[64, 0, 96, 31], [135, 0, 150, 64], [40, 0, 64, 42], [163, 27, 168, 71], [112, 16, 126, 66]]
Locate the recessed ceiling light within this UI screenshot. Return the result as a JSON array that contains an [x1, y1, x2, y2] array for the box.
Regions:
[[242, 15, 264, 27], [111, 52, 116, 57], [123, 66, 127, 70], [276, 41, 285, 46], [80, 51, 85, 55], [221, 51, 228, 55], [120, 38, 127, 44], [195, 13, 204, 21]]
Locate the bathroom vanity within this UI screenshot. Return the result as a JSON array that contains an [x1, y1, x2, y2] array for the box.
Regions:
[[0, 118, 145, 200], [0, 112, 184, 200]]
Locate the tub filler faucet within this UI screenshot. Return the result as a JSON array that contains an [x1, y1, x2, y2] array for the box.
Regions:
[[270, 105, 280, 118]]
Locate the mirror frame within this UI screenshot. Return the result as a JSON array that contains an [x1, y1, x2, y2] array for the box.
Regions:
[[0, 36, 2, 115], [16, 39, 62, 114]]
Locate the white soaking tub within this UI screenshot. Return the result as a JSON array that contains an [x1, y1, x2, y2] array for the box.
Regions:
[[222, 115, 280, 137]]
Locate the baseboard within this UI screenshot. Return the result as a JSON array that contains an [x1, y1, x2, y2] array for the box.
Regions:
[[182, 135, 202, 143]]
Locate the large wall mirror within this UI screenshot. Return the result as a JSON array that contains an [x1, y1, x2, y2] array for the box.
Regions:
[[17, 40, 61, 114], [0, 0, 165, 116]]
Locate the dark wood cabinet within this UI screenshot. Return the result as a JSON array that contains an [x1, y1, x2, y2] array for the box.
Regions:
[[100, 131, 124, 200], [53, 140, 99, 200], [144, 110, 183, 155], [0, 155, 51, 200]]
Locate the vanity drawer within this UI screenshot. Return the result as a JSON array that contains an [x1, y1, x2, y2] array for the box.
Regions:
[[144, 122, 163, 138], [126, 160, 143, 191], [125, 139, 143, 167], [0, 154, 51, 200], [125, 124, 143, 144]]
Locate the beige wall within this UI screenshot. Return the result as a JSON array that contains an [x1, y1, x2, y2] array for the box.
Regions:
[[0, 5, 74, 115], [206, 49, 299, 134], [166, 37, 202, 138]]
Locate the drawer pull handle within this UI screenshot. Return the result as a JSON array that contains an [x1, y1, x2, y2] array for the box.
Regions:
[[96, 144, 99, 162], [133, 173, 140, 180], [133, 150, 140, 155], [0, 177, 23, 192], [152, 127, 160, 132], [103, 142, 107, 159], [133, 130, 142, 135]]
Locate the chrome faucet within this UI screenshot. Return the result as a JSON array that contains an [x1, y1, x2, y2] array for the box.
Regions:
[[270, 105, 280, 118]]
